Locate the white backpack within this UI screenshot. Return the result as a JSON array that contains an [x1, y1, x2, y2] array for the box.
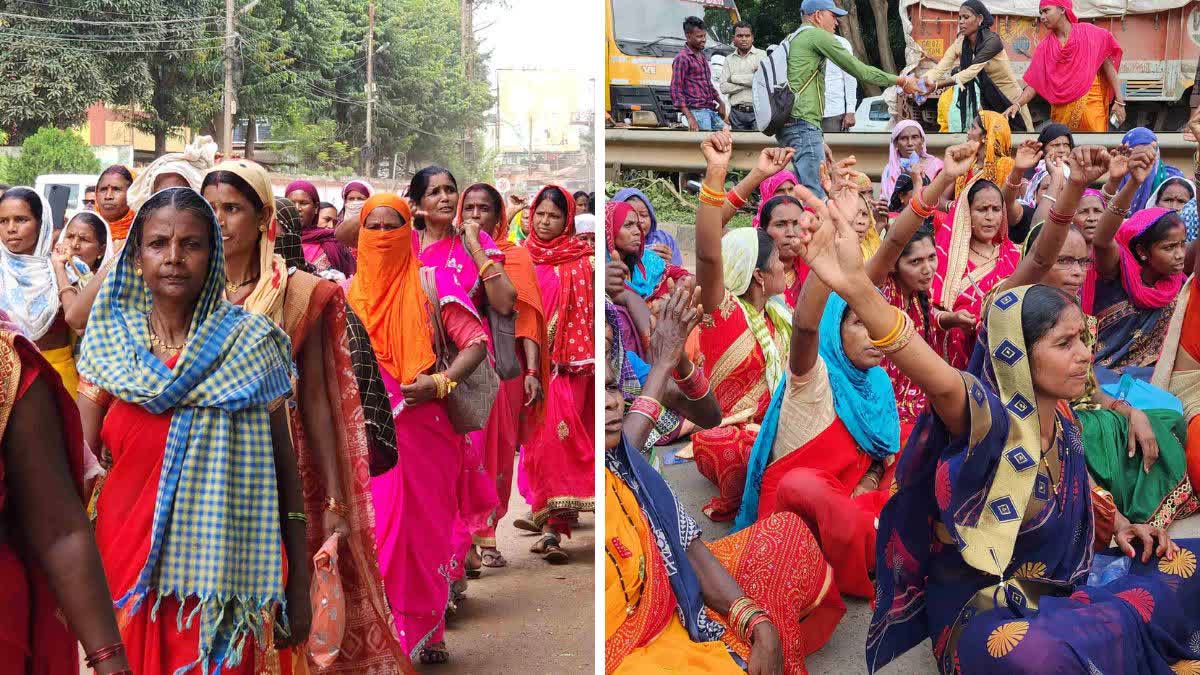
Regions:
[[752, 25, 817, 135]]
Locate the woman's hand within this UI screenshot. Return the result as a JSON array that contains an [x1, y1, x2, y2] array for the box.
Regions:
[[1111, 101, 1127, 127], [701, 130, 734, 168], [1187, 105, 1200, 143], [649, 243, 674, 261], [1013, 139, 1044, 172], [939, 309, 978, 332], [1106, 145, 1131, 183], [756, 147, 795, 177], [648, 278, 702, 369], [400, 374, 439, 406], [796, 195, 866, 295], [1115, 522, 1179, 563], [606, 260, 629, 300], [461, 218, 483, 249], [850, 474, 880, 498], [1127, 144, 1157, 185], [51, 242, 69, 271], [747, 622, 784, 675], [277, 568, 312, 648], [1125, 407, 1160, 473], [1002, 104, 1020, 120], [322, 509, 351, 540], [909, 160, 926, 191], [524, 373, 543, 407], [1067, 146, 1111, 187], [941, 141, 980, 179]]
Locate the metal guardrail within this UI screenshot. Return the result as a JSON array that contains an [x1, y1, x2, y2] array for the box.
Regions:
[[605, 128, 1198, 178]]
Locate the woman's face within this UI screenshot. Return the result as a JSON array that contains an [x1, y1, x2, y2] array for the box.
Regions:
[[137, 205, 211, 305], [575, 194, 590, 214], [461, 189, 502, 235], [287, 189, 317, 228], [1028, 303, 1092, 402], [614, 210, 642, 256], [532, 197, 568, 241], [852, 202, 872, 241], [345, 189, 369, 204], [1039, 5, 1067, 30], [62, 218, 105, 269], [842, 309, 883, 370], [1157, 183, 1193, 212], [604, 360, 623, 450], [1074, 195, 1104, 243], [97, 172, 131, 221], [153, 172, 191, 192], [626, 197, 653, 236], [967, 117, 984, 144], [894, 189, 913, 210], [0, 198, 39, 255], [755, 248, 786, 297], [1041, 229, 1090, 297], [1044, 136, 1072, 163], [419, 173, 459, 227], [765, 202, 803, 263], [970, 187, 1004, 243], [362, 206, 405, 231], [773, 180, 796, 198], [958, 7, 983, 36], [1138, 224, 1187, 278], [203, 183, 266, 263], [894, 127, 924, 158], [317, 206, 339, 229], [896, 237, 937, 293]]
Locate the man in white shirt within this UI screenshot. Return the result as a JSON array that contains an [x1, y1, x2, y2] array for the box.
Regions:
[[718, 21, 767, 131], [822, 33, 858, 132]]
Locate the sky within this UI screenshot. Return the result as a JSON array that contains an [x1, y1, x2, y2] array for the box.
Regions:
[[475, 0, 596, 89]]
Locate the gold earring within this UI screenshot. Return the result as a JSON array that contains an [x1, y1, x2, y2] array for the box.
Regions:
[[259, 223, 267, 233], [134, 266, 142, 277]]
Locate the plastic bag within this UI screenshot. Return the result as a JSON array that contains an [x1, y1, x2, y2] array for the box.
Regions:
[[307, 533, 345, 667]]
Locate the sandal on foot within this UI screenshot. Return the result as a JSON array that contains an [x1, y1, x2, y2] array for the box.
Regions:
[[466, 546, 483, 579], [481, 547, 508, 568], [419, 641, 450, 665], [513, 513, 540, 533], [531, 533, 569, 564]]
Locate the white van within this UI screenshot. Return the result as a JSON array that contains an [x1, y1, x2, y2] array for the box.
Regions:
[[34, 173, 100, 228]]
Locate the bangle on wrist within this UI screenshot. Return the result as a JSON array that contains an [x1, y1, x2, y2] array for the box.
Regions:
[[286, 511, 309, 524], [85, 643, 126, 668]]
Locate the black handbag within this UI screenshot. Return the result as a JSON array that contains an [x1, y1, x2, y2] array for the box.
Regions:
[[420, 268, 500, 433], [488, 307, 522, 381]]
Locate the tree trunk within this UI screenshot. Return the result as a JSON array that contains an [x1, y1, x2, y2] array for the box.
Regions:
[[207, 113, 226, 158], [867, 0, 897, 73], [245, 115, 257, 160], [841, 4, 878, 97], [154, 130, 167, 157]]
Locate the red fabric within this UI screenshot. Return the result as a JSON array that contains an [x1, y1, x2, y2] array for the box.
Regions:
[[1024, 2, 1122, 105], [526, 185, 594, 372], [644, 264, 695, 303], [880, 277, 942, 425], [783, 259, 811, 309], [605, 201, 642, 273], [94, 356, 288, 672], [706, 512, 846, 669], [525, 371, 595, 534], [761, 419, 893, 599], [0, 337, 84, 675], [474, 375, 524, 545], [693, 425, 759, 522]]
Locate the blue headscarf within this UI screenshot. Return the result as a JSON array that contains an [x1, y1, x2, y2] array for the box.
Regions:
[[732, 292, 900, 532], [627, 244, 667, 297], [613, 187, 684, 265], [1119, 127, 1184, 213], [818, 293, 901, 461]]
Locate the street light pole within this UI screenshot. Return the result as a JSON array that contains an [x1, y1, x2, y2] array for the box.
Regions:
[[223, 0, 234, 158], [365, 0, 375, 175]]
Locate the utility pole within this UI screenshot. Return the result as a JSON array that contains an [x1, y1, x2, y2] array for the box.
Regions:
[[461, 0, 473, 164], [222, 0, 235, 158], [364, 0, 375, 176]]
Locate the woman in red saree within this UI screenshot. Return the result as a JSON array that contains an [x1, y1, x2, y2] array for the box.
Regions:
[[524, 185, 594, 563], [931, 177, 1021, 368], [78, 188, 308, 673], [202, 161, 414, 674], [0, 314, 132, 674], [691, 136, 794, 521], [751, 165, 809, 309], [456, 182, 548, 570]]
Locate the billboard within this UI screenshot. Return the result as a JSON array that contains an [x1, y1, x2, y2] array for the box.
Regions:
[[497, 69, 581, 153]]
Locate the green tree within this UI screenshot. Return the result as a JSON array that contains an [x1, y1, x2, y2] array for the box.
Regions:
[[271, 103, 358, 175], [3, 127, 101, 186]]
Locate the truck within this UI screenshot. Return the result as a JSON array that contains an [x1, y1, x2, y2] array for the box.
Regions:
[[903, 0, 1200, 132], [606, 0, 741, 127]]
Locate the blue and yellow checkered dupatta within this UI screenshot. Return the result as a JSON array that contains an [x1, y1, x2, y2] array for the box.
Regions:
[[76, 189, 294, 673]]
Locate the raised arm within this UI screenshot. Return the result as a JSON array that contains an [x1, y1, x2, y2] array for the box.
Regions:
[[866, 141, 978, 286], [1006, 140, 1043, 225], [999, 147, 1112, 292], [721, 147, 796, 223], [799, 195, 970, 437], [1094, 145, 1154, 280], [697, 131, 735, 315]]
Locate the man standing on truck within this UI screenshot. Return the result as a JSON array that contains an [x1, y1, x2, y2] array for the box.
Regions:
[[671, 16, 727, 131], [719, 21, 767, 131], [779, 0, 917, 198]]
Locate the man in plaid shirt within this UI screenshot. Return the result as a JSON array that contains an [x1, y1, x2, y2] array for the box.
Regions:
[[671, 16, 726, 131]]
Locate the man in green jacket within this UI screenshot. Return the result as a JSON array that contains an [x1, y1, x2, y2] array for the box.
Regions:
[[779, 0, 918, 198]]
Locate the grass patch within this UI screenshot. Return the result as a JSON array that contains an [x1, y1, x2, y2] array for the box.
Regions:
[[606, 170, 754, 229]]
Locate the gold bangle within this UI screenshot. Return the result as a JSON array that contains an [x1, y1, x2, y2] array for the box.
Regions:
[[878, 313, 916, 355], [869, 307, 905, 347], [326, 496, 351, 520], [478, 259, 497, 278]]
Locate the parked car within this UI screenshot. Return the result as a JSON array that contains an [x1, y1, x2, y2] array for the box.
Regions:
[[848, 96, 891, 133]]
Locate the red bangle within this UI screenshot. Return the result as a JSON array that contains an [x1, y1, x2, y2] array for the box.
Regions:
[[629, 395, 664, 425], [1047, 206, 1075, 226], [909, 191, 934, 219], [85, 643, 126, 668], [726, 189, 747, 209], [745, 613, 773, 642], [525, 368, 538, 377], [673, 362, 710, 400]]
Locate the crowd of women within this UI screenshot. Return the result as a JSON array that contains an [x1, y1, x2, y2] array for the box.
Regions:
[[605, 96, 1200, 671], [0, 139, 596, 672]]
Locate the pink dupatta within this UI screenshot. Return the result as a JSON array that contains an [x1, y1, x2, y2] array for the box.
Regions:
[[1114, 207, 1186, 310], [1023, 0, 1122, 106]]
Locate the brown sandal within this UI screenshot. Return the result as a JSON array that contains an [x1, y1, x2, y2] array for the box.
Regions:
[[466, 545, 483, 579], [419, 640, 450, 665], [530, 533, 568, 564], [480, 547, 508, 568]]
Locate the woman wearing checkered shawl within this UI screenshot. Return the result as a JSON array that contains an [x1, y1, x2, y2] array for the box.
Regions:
[[201, 162, 414, 674], [76, 187, 309, 673]]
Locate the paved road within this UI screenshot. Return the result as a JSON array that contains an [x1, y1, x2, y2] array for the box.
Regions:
[[428, 476, 596, 674], [662, 447, 1200, 675]]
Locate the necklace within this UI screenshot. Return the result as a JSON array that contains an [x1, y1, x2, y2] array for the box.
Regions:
[[969, 242, 998, 260], [147, 315, 185, 354], [225, 275, 259, 295], [606, 478, 646, 616]]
